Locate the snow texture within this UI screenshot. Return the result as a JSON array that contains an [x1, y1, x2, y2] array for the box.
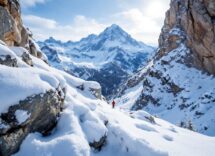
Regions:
[[0, 42, 214, 156], [15, 110, 31, 124], [116, 43, 215, 136]]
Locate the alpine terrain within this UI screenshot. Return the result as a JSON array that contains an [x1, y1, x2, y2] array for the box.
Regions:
[[116, 0, 215, 136], [38, 25, 155, 98], [0, 0, 214, 156]]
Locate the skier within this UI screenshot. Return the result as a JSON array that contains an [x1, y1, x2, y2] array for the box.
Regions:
[[112, 100, 116, 109]]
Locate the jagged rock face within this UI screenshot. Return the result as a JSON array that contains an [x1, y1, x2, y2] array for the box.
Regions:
[[116, 0, 215, 136], [0, 89, 65, 156], [0, 0, 44, 59], [0, 0, 22, 46], [159, 0, 215, 74]]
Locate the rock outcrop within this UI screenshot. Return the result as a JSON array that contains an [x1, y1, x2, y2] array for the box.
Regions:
[[0, 89, 65, 156], [116, 0, 215, 136], [0, 55, 17, 67], [0, 1, 66, 155], [89, 135, 107, 151], [0, 0, 44, 59], [159, 0, 215, 74]]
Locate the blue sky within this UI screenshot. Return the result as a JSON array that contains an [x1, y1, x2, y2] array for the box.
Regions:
[[20, 0, 170, 45]]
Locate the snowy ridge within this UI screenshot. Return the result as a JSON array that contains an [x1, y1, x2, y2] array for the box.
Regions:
[[38, 24, 156, 98], [0, 40, 214, 155]]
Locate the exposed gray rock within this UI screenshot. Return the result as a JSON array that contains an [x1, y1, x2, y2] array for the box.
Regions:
[[77, 84, 102, 99], [0, 55, 17, 67], [204, 0, 215, 16], [89, 134, 107, 151], [0, 88, 65, 156], [89, 87, 102, 99], [21, 52, 33, 66]]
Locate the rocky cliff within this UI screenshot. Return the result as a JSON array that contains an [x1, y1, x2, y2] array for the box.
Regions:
[[116, 0, 215, 136], [0, 0, 44, 58], [159, 0, 215, 74]]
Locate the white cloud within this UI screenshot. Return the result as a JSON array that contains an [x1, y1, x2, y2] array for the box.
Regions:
[[20, 0, 48, 7], [23, 15, 57, 29], [112, 0, 170, 45], [23, 15, 106, 42], [23, 0, 170, 45], [110, 8, 164, 45]]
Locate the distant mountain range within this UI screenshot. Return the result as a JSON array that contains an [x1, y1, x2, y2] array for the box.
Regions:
[[38, 24, 156, 98]]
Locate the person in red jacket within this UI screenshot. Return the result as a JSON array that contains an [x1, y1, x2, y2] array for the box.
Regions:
[[112, 100, 116, 109]]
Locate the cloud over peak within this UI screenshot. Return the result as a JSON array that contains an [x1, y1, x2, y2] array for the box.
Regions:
[[23, 15, 106, 42], [20, 0, 48, 7], [22, 0, 170, 45]]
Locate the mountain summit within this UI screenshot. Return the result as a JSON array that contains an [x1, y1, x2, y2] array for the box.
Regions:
[[100, 24, 128, 38], [96, 24, 142, 49], [39, 24, 155, 98]]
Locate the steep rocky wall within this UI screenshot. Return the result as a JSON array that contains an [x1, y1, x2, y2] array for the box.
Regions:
[[116, 0, 215, 136], [159, 0, 215, 74], [0, 0, 43, 58]]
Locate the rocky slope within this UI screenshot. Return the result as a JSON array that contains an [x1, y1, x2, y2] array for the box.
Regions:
[[3, 40, 215, 156], [116, 0, 215, 136], [38, 25, 155, 99], [0, 0, 63, 155]]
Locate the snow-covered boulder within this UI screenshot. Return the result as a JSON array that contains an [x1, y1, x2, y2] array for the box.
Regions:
[[0, 89, 65, 156], [0, 43, 67, 155], [0, 42, 18, 67]]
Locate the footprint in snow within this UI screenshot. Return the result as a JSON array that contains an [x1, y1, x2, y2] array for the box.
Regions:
[[163, 135, 173, 141], [88, 103, 97, 111], [135, 123, 157, 132], [169, 127, 177, 133]]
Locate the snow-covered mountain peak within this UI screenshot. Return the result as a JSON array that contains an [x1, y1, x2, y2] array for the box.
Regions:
[[39, 25, 156, 98], [99, 24, 129, 39], [40, 24, 144, 51], [96, 24, 140, 48]]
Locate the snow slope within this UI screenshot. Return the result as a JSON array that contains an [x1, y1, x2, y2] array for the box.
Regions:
[[15, 90, 215, 156], [38, 24, 155, 98], [116, 42, 215, 136], [0, 40, 214, 156]]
